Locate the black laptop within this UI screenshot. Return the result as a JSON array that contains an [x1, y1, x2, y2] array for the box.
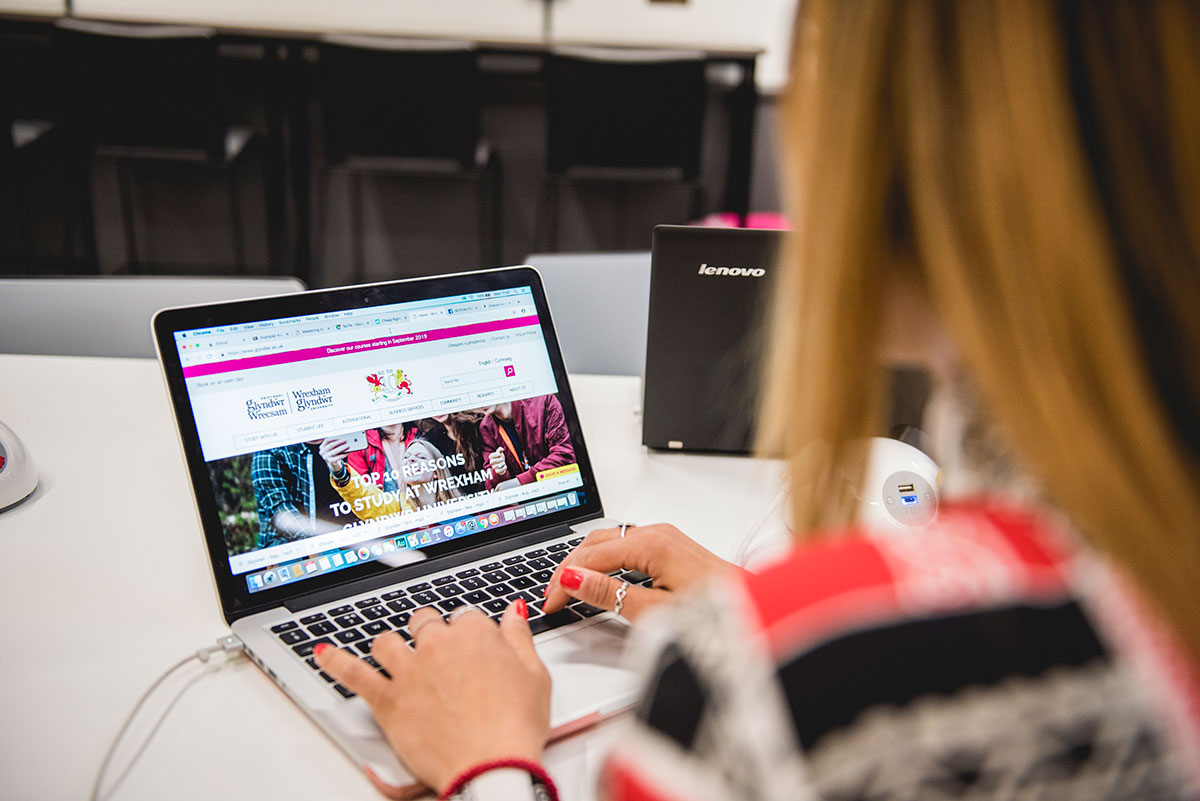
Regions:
[[642, 225, 784, 453]]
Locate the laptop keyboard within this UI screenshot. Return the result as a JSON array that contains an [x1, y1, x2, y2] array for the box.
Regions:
[[266, 534, 654, 699]]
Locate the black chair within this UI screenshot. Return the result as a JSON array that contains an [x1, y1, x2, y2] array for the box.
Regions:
[[318, 35, 501, 281], [541, 47, 707, 251], [54, 19, 259, 274]]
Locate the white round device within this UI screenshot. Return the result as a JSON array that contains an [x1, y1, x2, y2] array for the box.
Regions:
[[859, 436, 940, 533], [0, 420, 38, 512]]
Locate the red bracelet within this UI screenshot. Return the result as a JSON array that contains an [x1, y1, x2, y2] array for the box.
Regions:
[[438, 758, 558, 801]]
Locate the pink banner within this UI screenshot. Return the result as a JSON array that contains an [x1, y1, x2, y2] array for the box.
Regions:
[[182, 315, 540, 378]]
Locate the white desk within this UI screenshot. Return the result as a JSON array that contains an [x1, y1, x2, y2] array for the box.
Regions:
[[0, 354, 782, 800]]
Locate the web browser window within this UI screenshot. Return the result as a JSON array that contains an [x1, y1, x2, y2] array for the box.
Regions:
[[170, 286, 587, 594]]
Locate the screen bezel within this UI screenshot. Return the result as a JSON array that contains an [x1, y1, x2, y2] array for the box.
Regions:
[[154, 266, 604, 623]]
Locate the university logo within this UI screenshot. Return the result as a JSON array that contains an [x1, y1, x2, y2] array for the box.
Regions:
[[366, 368, 414, 402]]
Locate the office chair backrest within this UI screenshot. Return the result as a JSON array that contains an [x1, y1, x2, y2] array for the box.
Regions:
[[546, 47, 707, 179], [525, 251, 651, 376], [320, 36, 482, 169], [0, 276, 306, 358], [54, 19, 223, 159]]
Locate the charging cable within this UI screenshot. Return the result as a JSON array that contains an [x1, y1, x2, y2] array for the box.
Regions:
[[734, 478, 790, 568], [90, 634, 245, 801]]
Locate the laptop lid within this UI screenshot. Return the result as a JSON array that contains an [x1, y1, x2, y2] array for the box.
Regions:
[[155, 267, 603, 624], [642, 225, 783, 453]]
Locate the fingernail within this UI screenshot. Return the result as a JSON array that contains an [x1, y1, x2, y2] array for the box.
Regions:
[[542, 582, 550, 598], [313, 643, 329, 658], [560, 567, 583, 590], [515, 598, 528, 619]]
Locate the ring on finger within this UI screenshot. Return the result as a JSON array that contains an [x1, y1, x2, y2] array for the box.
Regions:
[[409, 614, 442, 641], [618, 522, 634, 538], [613, 580, 630, 618], [448, 605, 481, 623]]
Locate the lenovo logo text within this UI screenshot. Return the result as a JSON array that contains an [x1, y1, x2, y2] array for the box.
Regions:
[[697, 263, 766, 277]]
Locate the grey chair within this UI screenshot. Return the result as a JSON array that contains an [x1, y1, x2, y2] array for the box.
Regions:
[[525, 251, 650, 375], [0, 276, 306, 357]]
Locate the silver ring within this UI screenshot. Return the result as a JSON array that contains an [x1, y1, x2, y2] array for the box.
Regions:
[[447, 605, 480, 623], [613, 580, 630, 618], [408, 614, 442, 641], [618, 522, 633, 538]]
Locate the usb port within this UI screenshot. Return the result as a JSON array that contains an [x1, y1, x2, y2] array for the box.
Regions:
[[899, 495, 918, 506], [897, 483, 915, 493]]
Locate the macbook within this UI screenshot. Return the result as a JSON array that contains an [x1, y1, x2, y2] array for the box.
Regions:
[[153, 267, 639, 789]]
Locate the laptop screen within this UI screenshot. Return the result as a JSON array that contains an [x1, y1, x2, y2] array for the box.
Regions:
[[155, 268, 601, 619]]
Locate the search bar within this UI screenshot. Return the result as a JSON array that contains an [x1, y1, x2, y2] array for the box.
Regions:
[[440, 366, 508, 389]]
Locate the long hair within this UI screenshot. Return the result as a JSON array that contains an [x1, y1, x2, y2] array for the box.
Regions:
[[760, 0, 1200, 661]]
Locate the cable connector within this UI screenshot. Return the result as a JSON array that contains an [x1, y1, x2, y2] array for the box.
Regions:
[[195, 633, 244, 663]]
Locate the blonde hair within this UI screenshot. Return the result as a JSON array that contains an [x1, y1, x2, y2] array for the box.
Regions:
[[761, 0, 1200, 662]]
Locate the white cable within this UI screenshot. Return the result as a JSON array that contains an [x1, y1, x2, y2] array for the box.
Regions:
[[734, 482, 789, 567], [90, 636, 244, 801]]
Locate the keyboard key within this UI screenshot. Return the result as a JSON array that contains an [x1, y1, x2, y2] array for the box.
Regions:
[[270, 621, 298, 633], [460, 576, 486, 591], [328, 605, 354, 616], [524, 549, 548, 558], [568, 537, 584, 546], [621, 570, 652, 584], [355, 597, 381, 609], [305, 657, 320, 670], [293, 638, 332, 657], [437, 597, 466, 612], [387, 598, 415, 613], [481, 562, 503, 571], [308, 621, 336, 636], [387, 613, 411, 628], [464, 590, 491, 604], [574, 603, 604, 618], [548, 552, 568, 564], [335, 629, 365, 644], [455, 568, 480, 578], [364, 655, 392, 678], [432, 575, 457, 586], [413, 591, 439, 605], [505, 563, 533, 577], [333, 684, 356, 699], [363, 620, 389, 636], [483, 570, 509, 584], [279, 629, 309, 645], [299, 613, 327, 625], [483, 598, 508, 614], [355, 639, 374, 654], [436, 584, 464, 598], [407, 582, 432, 593], [507, 591, 536, 603], [486, 583, 513, 597], [528, 557, 554, 570], [502, 555, 525, 565], [362, 605, 389, 620], [532, 570, 553, 583], [334, 613, 364, 628], [509, 576, 536, 590], [381, 590, 406, 601], [318, 671, 336, 683], [547, 542, 570, 552], [529, 608, 582, 635]]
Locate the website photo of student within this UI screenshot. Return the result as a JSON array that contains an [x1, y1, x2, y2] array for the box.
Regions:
[[480, 395, 577, 491], [249, 440, 346, 548], [321, 434, 465, 521]]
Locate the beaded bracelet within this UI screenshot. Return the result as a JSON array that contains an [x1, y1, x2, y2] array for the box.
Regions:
[[438, 758, 558, 801]]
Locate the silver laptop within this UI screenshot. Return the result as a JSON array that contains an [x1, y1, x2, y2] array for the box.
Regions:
[[153, 267, 639, 789]]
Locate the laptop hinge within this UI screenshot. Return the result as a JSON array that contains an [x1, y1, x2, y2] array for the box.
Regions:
[[282, 525, 578, 614]]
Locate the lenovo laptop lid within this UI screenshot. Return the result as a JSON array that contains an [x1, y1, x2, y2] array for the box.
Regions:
[[642, 225, 783, 453]]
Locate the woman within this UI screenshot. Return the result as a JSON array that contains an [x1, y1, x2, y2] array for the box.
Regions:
[[316, 1, 1200, 798], [322, 437, 462, 522]]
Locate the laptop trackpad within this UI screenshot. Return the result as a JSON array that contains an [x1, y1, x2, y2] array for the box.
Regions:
[[538, 617, 639, 730]]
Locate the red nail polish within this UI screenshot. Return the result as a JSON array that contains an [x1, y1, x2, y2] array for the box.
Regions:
[[542, 582, 550, 598], [313, 643, 329, 658], [560, 567, 583, 590], [515, 598, 528, 620]]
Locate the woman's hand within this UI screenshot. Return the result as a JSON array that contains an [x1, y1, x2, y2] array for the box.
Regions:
[[543, 523, 738, 620], [314, 602, 550, 796], [317, 437, 352, 474]]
